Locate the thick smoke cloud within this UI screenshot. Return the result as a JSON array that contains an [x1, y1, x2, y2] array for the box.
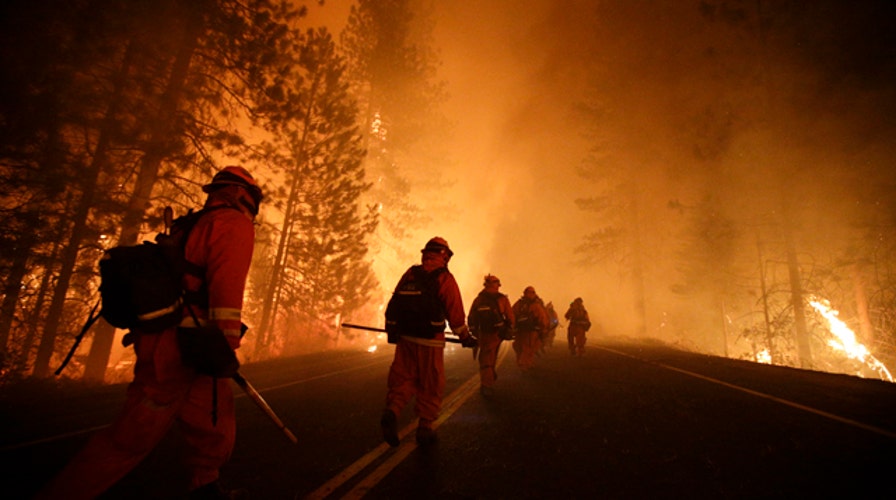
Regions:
[[308, 1, 896, 350]]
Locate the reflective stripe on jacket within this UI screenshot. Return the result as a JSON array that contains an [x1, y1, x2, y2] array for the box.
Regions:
[[182, 201, 255, 348]]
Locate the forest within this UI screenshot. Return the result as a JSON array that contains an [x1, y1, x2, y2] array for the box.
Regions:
[[2, 0, 896, 385], [0, 0, 450, 383]]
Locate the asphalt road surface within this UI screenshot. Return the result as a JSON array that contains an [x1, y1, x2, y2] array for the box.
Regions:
[[3, 337, 895, 499]]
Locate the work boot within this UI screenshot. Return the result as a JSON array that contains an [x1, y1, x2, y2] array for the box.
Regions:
[[188, 480, 248, 500], [415, 426, 438, 447], [380, 409, 399, 447]]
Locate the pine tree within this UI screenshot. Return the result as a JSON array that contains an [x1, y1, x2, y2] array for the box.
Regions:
[[250, 27, 376, 354], [340, 0, 449, 277]]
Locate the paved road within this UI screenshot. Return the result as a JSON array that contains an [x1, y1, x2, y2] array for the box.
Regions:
[[3, 338, 895, 498]]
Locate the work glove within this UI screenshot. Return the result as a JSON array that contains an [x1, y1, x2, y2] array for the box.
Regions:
[[499, 327, 515, 341], [460, 335, 479, 349], [177, 325, 240, 378]]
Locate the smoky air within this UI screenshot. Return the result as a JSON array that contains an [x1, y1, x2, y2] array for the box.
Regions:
[[2, 0, 895, 382]]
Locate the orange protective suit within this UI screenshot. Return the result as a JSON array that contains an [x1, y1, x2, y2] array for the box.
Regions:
[[565, 299, 592, 356], [511, 287, 549, 371], [384, 245, 471, 433], [468, 284, 514, 391], [37, 191, 255, 499], [543, 302, 559, 348]]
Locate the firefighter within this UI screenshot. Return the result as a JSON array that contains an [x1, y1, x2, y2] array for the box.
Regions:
[[511, 286, 550, 371], [565, 297, 592, 356], [542, 301, 560, 351], [467, 274, 515, 397], [380, 237, 477, 447], [37, 166, 262, 500]]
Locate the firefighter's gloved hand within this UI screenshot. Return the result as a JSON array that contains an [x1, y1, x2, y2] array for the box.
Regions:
[[460, 335, 478, 349]]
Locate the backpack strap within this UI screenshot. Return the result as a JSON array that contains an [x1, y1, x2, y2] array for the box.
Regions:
[[410, 265, 446, 288]]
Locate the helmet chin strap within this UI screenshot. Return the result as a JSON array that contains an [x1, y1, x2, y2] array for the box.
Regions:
[[207, 185, 259, 217], [238, 196, 259, 216]]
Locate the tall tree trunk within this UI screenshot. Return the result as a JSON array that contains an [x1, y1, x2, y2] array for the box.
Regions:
[[84, 5, 204, 382], [32, 129, 102, 377], [32, 33, 143, 378], [0, 214, 38, 350], [852, 263, 874, 345], [257, 166, 300, 348], [257, 74, 321, 348], [756, 233, 776, 363], [719, 300, 729, 357], [17, 255, 56, 377], [783, 222, 812, 369]]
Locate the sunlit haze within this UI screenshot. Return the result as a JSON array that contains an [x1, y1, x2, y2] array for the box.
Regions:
[[4, 1, 893, 380], [299, 1, 896, 377]]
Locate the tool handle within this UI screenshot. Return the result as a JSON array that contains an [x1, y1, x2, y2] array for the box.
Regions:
[[340, 322, 462, 343]]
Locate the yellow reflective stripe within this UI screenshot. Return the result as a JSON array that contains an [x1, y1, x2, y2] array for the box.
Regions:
[[209, 307, 241, 321], [222, 328, 241, 339], [136, 299, 182, 321], [400, 336, 445, 348]]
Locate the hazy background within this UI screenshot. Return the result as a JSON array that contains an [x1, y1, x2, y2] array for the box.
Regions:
[[305, 0, 896, 356], [5, 0, 894, 384], [307, 0, 615, 312]]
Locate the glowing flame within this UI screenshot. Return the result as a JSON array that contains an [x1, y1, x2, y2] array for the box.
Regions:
[[808, 296, 893, 382], [755, 349, 772, 364], [367, 345, 378, 353]]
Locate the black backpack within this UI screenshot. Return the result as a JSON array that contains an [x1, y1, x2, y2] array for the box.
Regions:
[[471, 292, 507, 334], [515, 302, 536, 331], [99, 207, 219, 332], [384, 265, 447, 343], [56, 206, 222, 375]]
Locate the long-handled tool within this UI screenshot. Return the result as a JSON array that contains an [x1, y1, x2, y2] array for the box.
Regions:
[[341, 322, 462, 343], [232, 372, 298, 444]]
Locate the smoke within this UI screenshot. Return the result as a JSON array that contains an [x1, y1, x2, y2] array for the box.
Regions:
[[309, 1, 896, 351], [429, 1, 602, 310]]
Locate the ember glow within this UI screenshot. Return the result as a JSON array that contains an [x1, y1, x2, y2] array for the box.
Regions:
[[755, 349, 772, 364], [808, 297, 894, 382]]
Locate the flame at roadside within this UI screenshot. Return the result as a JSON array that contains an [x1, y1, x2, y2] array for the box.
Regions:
[[808, 296, 894, 383]]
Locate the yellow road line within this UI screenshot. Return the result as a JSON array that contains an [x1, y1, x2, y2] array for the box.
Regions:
[[305, 345, 510, 500]]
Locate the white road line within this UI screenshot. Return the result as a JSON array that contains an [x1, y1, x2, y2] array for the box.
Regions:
[[246, 357, 389, 393], [598, 345, 896, 440], [0, 356, 392, 453]]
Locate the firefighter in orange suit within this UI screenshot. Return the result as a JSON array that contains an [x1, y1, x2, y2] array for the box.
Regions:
[[468, 274, 514, 396], [380, 237, 478, 447], [37, 166, 262, 500], [511, 286, 550, 371], [543, 301, 559, 349], [565, 297, 592, 356]]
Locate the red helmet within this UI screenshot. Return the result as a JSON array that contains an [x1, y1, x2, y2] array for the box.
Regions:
[[203, 166, 264, 212], [421, 236, 453, 258]]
